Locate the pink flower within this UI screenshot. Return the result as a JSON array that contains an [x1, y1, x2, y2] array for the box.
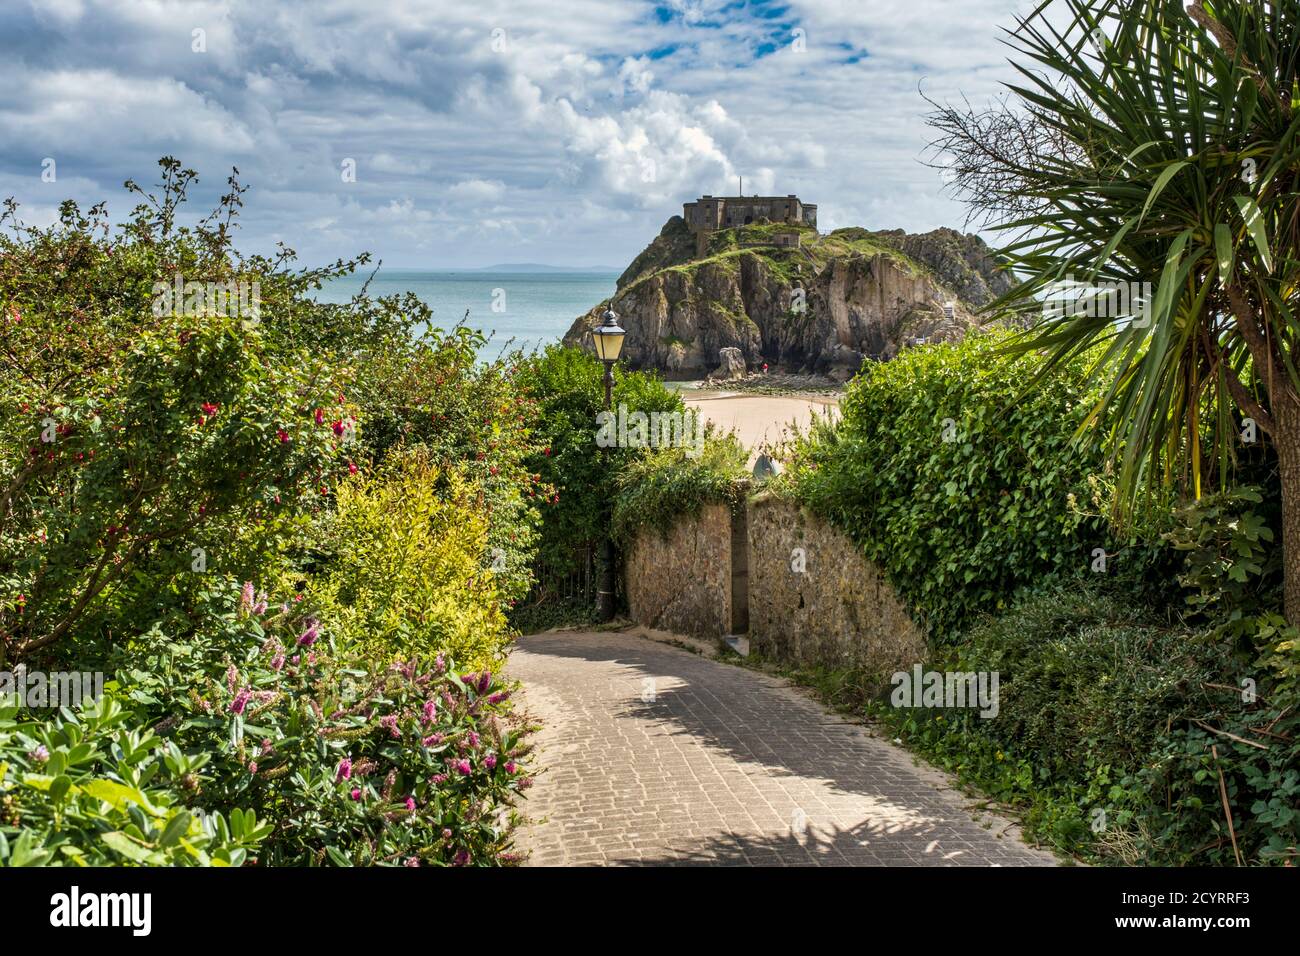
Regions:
[[505, 761, 517, 774], [296, 619, 320, 646], [381, 714, 401, 739], [431, 774, 448, 785], [441, 828, 452, 840], [270, 653, 285, 672], [277, 429, 290, 443], [331, 420, 346, 436], [350, 788, 362, 801], [239, 581, 255, 615], [29, 745, 49, 763], [404, 857, 420, 868], [456, 759, 472, 776], [231, 689, 252, 715], [422, 733, 443, 747], [467, 731, 480, 749], [485, 754, 497, 770], [405, 796, 416, 812], [422, 700, 437, 724], [488, 691, 510, 704], [248, 761, 258, 774], [226, 664, 238, 693], [314, 407, 325, 425], [336, 758, 353, 781]]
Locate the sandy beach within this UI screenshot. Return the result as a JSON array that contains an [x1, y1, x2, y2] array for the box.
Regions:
[[681, 391, 840, 460]]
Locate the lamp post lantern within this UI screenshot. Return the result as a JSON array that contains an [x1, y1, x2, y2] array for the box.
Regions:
[[591, 308, 625, 621], [591, 308, 626, 406]]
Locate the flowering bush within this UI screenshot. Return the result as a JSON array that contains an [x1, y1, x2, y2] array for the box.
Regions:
[[116, 580, 533, 866], [0, 160, 539, 866], [0, 689, 270, 866], [0, 166, 356, 665]]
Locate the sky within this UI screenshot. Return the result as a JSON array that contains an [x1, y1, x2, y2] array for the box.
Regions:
[[0, 0, 1042, 270]]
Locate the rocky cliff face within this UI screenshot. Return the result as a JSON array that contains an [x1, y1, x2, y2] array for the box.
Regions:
[[564, 218, 1012, 379]]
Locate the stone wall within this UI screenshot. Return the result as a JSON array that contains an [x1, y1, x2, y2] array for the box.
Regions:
[[624, 503, 733, 638], [746, 494, 926, 674], [622, 493, 928, 673]]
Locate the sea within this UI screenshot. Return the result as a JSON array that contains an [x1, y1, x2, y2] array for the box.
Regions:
[[312, 269, 619, 358]]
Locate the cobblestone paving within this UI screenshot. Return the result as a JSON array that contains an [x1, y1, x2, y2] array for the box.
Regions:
[[507, 629, 1059, 867]]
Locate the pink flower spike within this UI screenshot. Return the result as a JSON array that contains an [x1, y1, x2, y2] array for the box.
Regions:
[[296, 619, 320, 646]]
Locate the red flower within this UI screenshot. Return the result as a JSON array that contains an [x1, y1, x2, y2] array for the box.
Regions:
[[314, 408, 325, 425], [543, 447, 551, 456], [277, 429, 290, 443], [202, 402, 219, 416], [331, 420, 345, 436], [348, 461, 358, 475]]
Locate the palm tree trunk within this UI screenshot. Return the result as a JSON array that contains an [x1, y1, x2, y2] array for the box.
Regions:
[[1274, 395, 1300, 624]]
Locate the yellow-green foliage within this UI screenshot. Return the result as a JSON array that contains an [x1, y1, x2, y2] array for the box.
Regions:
[[312, 451, 509, 670]]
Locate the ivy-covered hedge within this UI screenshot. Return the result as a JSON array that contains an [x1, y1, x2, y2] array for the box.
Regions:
[[784, 333, 1111, 639], [768, 333, 1298, 865], [611, 433, 749, 545]]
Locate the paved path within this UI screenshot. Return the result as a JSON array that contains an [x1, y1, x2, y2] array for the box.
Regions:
[[507, 629, 1058, 867]]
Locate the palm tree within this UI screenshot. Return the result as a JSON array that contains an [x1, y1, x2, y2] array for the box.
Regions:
[[934, 0, 1300, 618]]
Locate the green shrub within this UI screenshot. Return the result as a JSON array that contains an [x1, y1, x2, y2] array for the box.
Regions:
[[611, 433, 749, 545], [0, 689, 269, 866], [335, 323, 545, 606], [784, 333, 1110, 639], [1131, 688, 1300, 866], [867, 582, 1299, 865], [515, 345, 684, 573], [310, 452, 510, 671]]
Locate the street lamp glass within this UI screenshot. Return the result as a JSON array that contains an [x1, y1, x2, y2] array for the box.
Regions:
[[591, 311, 625, 363]]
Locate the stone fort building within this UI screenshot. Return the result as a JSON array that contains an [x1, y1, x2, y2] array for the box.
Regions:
[[683, 193, 817, 255]]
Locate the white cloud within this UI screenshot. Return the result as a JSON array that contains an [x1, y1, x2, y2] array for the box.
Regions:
[[0, 0, 1036, 266], [447, 178, 507, 202]]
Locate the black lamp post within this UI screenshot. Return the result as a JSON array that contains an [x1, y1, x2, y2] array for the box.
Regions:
[[590, 308, 625, 621]]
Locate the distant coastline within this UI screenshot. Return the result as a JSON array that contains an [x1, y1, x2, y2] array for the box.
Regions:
[[459, 263, 622, 274]]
